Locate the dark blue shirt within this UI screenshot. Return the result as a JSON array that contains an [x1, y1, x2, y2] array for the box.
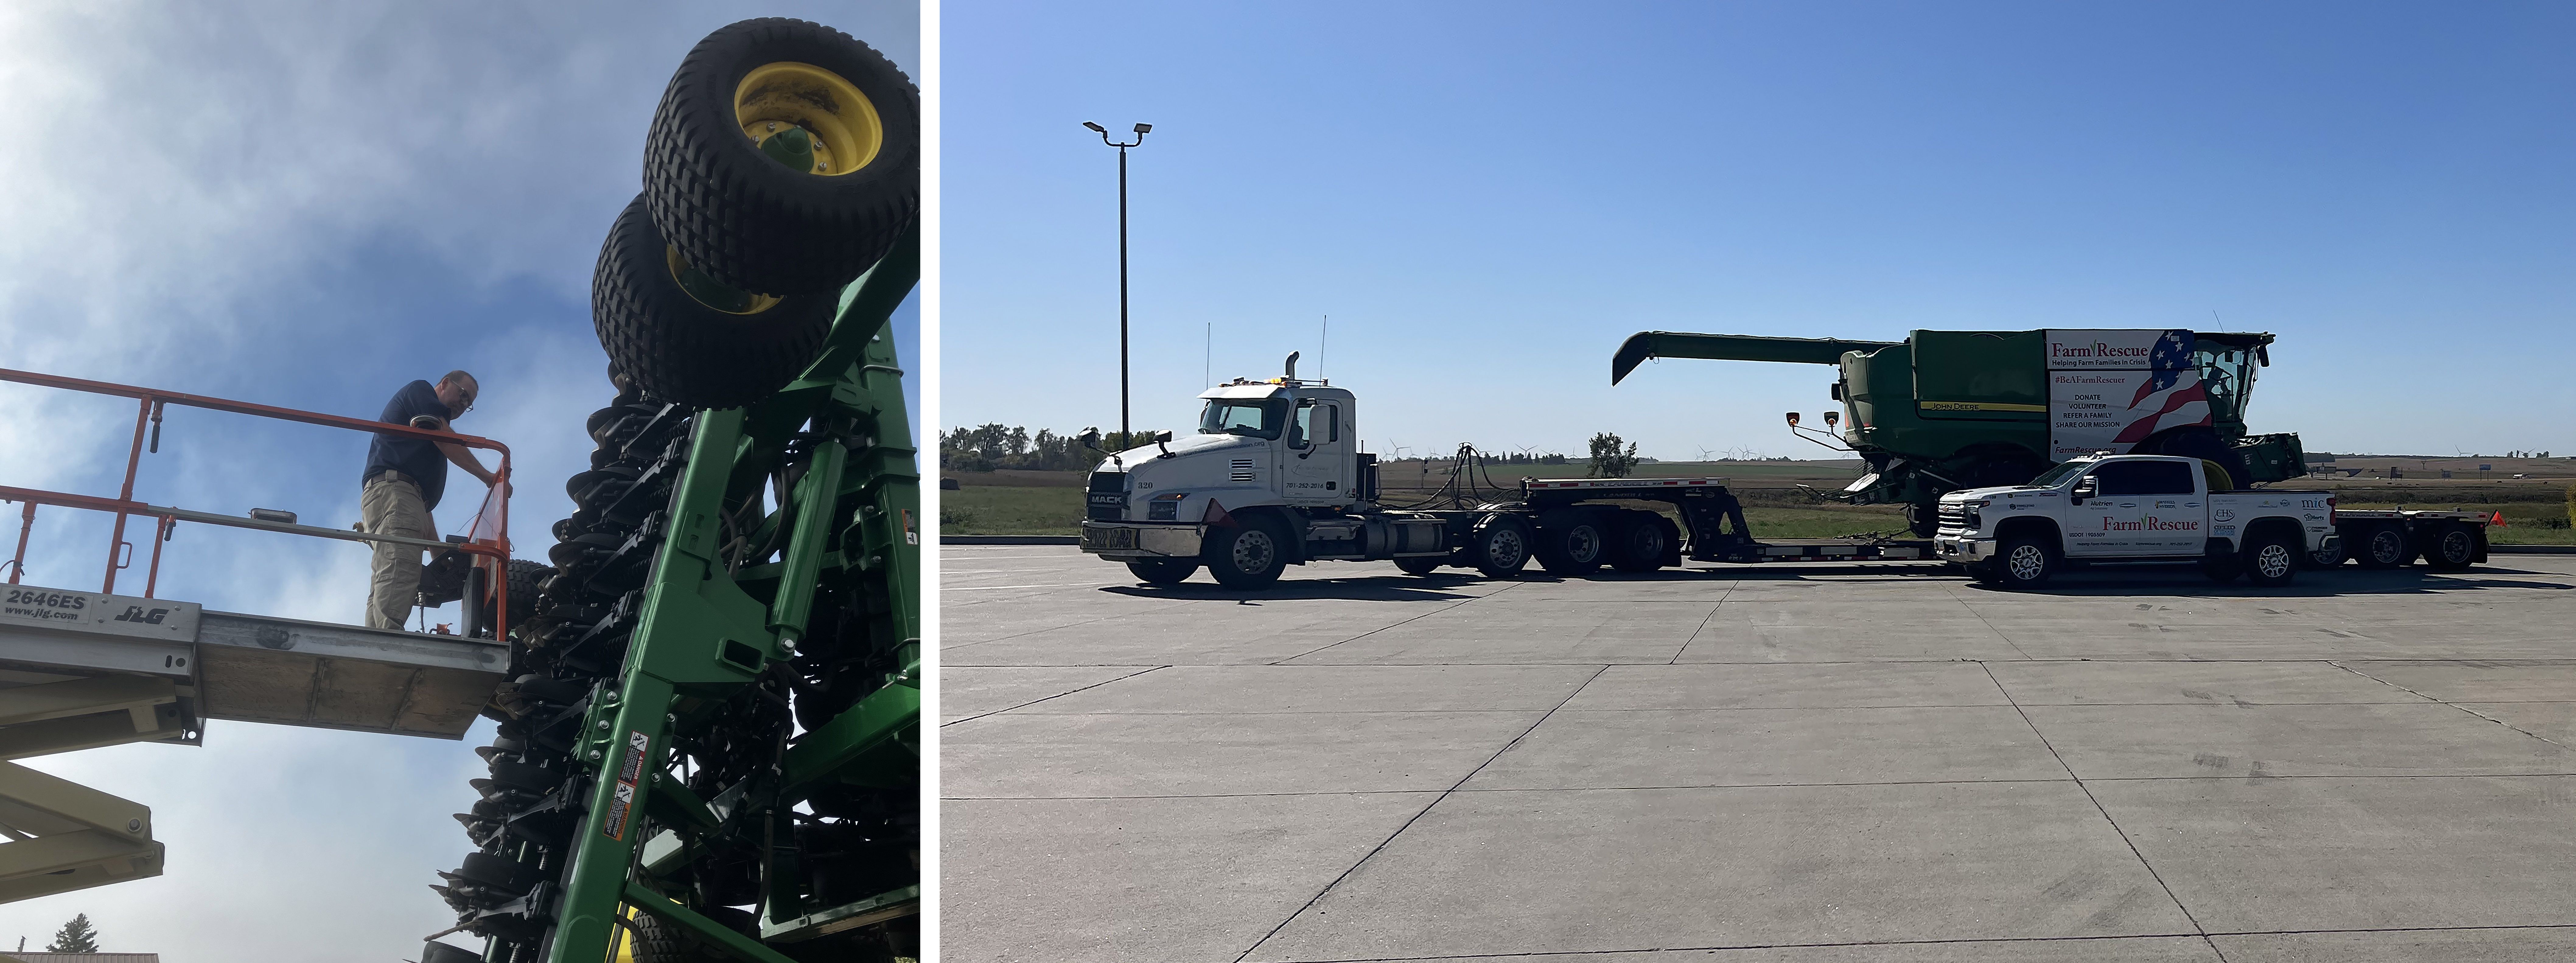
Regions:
[[363, 380, 452, 510]]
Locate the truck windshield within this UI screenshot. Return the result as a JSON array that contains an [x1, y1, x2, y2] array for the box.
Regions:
[[2027, 462, 2090, 487], [1199, 399, 1287, 440]]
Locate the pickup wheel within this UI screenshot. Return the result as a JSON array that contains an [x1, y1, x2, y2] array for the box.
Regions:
[[1985, 535, 2055, 589], [1394, 555, 1446, 575], [1609, 512, 1677, 573], [1126, 559, 1198, 584], [1205, 521, 1288, 588], [2422, 524, 2479, 571], [2243, 529, 2301, 587], [2352, 523, 2414, 569], [1467, 516, 1533, 578], [1533, 513, 1607, 575]]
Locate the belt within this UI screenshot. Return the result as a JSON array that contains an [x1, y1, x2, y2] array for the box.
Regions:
[[366, 469, 418, 487]]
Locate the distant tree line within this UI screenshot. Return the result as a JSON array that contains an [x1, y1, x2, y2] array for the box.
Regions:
[[941, 424, 1165, 471]]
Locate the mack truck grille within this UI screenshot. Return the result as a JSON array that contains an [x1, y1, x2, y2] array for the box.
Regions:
[[1087, 472, 1126, 521]]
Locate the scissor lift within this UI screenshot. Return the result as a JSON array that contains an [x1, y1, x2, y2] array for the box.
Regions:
[[0, 369, 519, 903]]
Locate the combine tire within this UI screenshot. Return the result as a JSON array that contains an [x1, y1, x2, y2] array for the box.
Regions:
[[1205, 520, 1288, 588], [2352, 524, 2414, 569], [1126, 559, 1197, 584], [594, 194, 836, 409], [1608, 512, 1677, 573], [1394, 556, 1446, 575], [645, 18, 920, 295], [1467, 516, 1533, 577], [1533, 512, 1606, 575], [2137, 427, 2253, 492], [2422, 524, 2479, 571]]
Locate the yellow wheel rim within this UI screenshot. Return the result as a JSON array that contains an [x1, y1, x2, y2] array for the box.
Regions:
[[667, 244, 781, 314], [734, 61, 883, 175]]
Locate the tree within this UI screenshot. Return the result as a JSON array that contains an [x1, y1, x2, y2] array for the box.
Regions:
[[1587, 432, 1639, 479], [47, 913, 99, 953]]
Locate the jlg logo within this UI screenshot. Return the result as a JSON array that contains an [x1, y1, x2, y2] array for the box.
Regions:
[[114, 605, 173, 625]]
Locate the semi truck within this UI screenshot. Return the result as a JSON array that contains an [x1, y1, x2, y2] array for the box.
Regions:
[[1612, 327, 2309, 535], [1079, 354, 1949, 588], [1077, 354, 2491, 590]]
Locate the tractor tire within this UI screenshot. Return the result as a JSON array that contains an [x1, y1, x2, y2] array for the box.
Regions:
[[1205, 520, 1288, 588], [1984, 534, 2056, 590], [2422, 523, 2479, 571], [488, 559, 552, 633], [594, 194, 836, 409], [1126, 559, 1197, 584], [1394, 555, 1446, 575], [1608, 512, 1678, 573], [645, 18, 920, 295], [2242, 529, 2302, 587], [2137, 427, 2253, 491], [626, 905, 757, 962], [1466, 515, 1533, 577], [1533, 512, 1607, 575], [2352, 523, 2414, 569]]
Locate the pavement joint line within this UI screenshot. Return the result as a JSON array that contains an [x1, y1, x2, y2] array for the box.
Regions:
[[958, 699, 2487, 716], [949, 581, 1111, 591], [1668, 584, 1736, 664], [1228, 664, 1613, 963], [1980, 661, 2213, 941], [941, 771, 2576, 801], [1244, 921, 2576, 963], [2330, 661, 2576, 751], [1264, 580, 1531, 664], [938, 664, 1170, 728], [1950, 584, 2038, 660]]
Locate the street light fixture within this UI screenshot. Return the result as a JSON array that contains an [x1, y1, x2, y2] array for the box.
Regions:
[[1086, 119, 1149, 452]]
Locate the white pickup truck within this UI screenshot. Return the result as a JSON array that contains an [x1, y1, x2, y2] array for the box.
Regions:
[[1932, 453, 2340, 589]]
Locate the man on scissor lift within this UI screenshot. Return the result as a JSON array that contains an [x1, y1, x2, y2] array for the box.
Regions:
[[360, 371, 505, 631]]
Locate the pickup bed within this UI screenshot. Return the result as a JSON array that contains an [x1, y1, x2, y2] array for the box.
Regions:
[[1933, 454, 2340, 589]]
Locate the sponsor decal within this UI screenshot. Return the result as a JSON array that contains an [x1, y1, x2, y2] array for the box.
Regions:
[[2156, 500, 2177, 509], [2215, 524, 2237, 536], [2213, 509, 2235, 522]]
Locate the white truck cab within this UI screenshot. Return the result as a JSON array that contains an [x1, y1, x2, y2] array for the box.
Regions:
[[1933, 453, 2339, 589], [1079, 354, 1457, 587]]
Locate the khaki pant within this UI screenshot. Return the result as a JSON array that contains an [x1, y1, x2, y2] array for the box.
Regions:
[[362, 473, 437, 631]]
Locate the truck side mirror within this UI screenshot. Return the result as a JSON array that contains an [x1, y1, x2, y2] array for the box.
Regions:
[[1078, 427, 1103, 451], [1154, 430, 1173, 444], [2071, 476, 2097, 504]]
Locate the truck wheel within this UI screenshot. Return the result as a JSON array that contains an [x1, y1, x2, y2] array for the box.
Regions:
[[1394, 556, 1445, 575], [1609, 513, 1676, 573], [1205, 521, 1288, 588], [594, 195, 836, 409], [1468, 516, 1533, 577], [2243, 530, 2301, 587], [2422, 524, 2478, 571], [2352, 523, 2414, 569], [1533, 515, 1606, 575], [1987, 535, 2055, 589], [2200, 550, 2242, 584], [645, 18, 920, 295], [2307, 538, 2347, 568], [1127, 559, 1198, 584]]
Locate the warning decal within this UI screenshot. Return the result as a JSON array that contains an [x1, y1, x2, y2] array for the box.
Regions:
[[603, 730, 651, 841]]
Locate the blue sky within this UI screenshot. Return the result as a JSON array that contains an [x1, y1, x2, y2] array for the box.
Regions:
[[0, 3, 915, 960], [944, 1, 2574, 461]]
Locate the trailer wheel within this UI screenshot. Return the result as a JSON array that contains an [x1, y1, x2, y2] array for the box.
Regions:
[[1609, 512, 1678, 573], [1205, 521, 1288, 588], [1533, 514, 1607, 575], [1127, 559, 1198, 584], [1468, 516, 1533, 577], [645, 18, 919, 295], [2307, 537, 2347, 568], [1394, 555, 1445, 575], [2243, 530, 2301, 587], [2422, 524, 2478, 571], [594, 194, 836, 409], [2352, 523, 2414, 569], [1984, 535, 2055, 589]]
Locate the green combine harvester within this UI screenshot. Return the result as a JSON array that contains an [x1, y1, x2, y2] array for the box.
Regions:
[[1614, 328, 2307, 535], [425, 19, 919, 963]]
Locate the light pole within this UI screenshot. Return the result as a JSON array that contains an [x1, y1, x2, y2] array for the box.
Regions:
[[1084, 120, 1149, 448]]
